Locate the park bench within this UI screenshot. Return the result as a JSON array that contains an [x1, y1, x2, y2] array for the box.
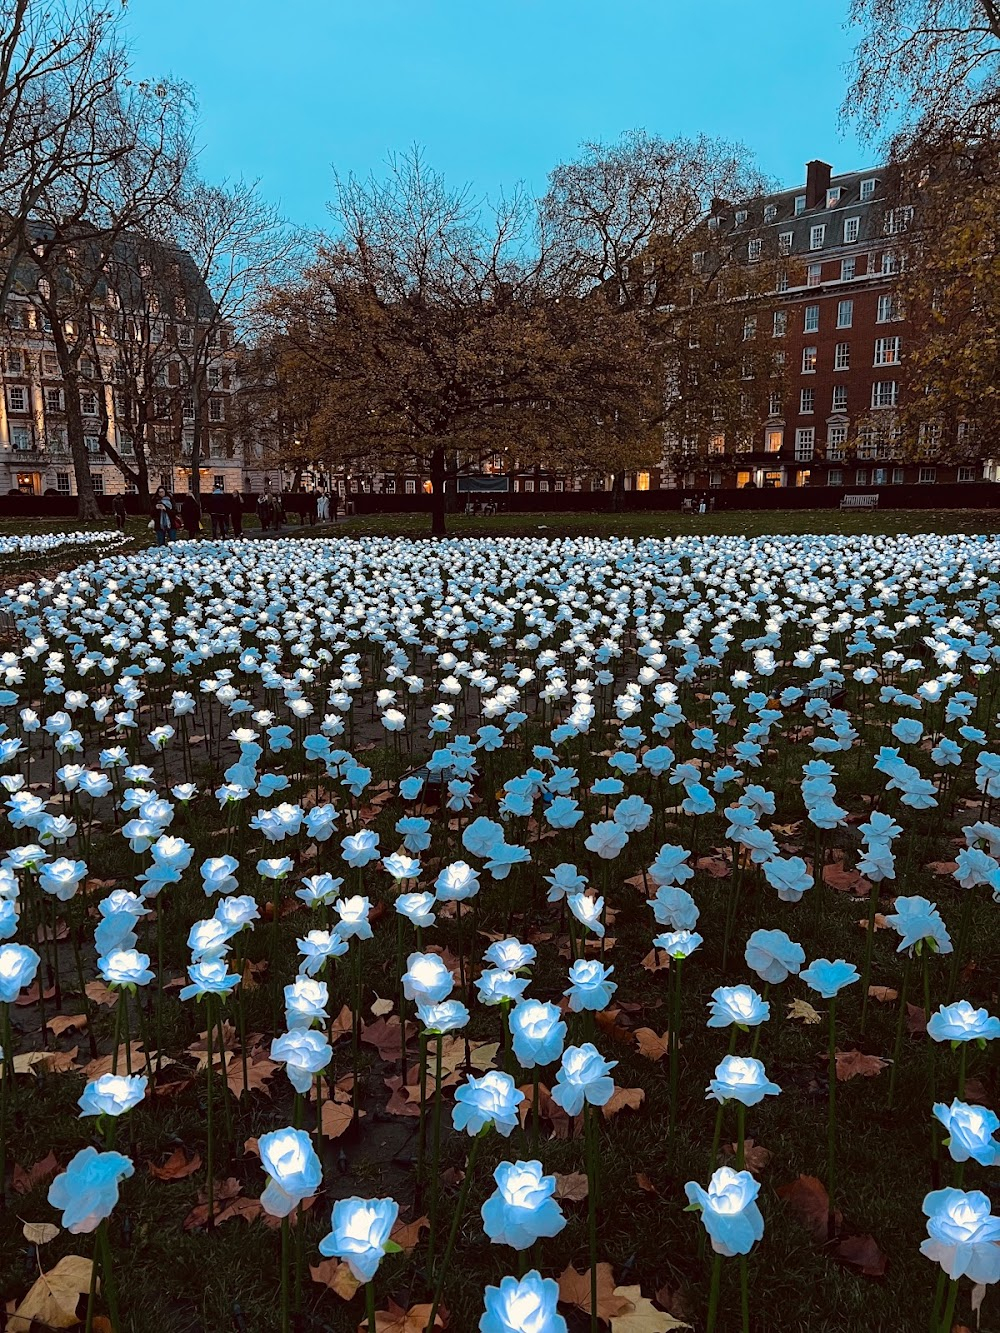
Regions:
[[839, 493, 879, 510]]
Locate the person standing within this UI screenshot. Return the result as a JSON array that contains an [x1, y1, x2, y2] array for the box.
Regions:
[[230, 490, 244, 538], [207, 482, 228, 539], [180, 492, 201, 538], [151, 487, 173, 546], [112, 494, 127, 532], [317, 489, 329, 522]]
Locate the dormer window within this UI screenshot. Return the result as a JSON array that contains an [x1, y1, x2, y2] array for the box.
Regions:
[[794, 194, 807, 216], [763, 203, 777, 223], [735, 209, 748, 225], [860, 178, 878, 201], [826, 187, 842, 207]]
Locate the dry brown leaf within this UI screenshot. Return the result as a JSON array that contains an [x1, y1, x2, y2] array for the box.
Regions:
[[371, 995, 394, 1018], [926, 860, 958, 875], [227, 1055, 277, 1099], [384, 1075, 421, 1118], [695, 855, 730, 879], [558, 1263, 632, 1321], [553, 1172, 589, 1200], [787, 998, 823, 1025], [321, 1099, 361, 1139], [361, 1015, 407, 1062], [362, 1298, 449, 1331], [610, 1286, 692, 1330], [635, 1172, 658, 1195], [84, 980, 117, 1009], [823, 861, 872, 896], [22, 1222, 60, 1245], [906, 1003, 928, 1036], [725, 1138, 772, 1173], [836, 1232, 888, 1278], [389, 1213, 429, 1253], [866, 986, 898, 1003], [8, 1253, 94, 1332], [149, 1148, 201, 1181], [46, 1013, 88, 1037], [310, 1257, 361, 1300], [14, 982, 55, 1008], [640, 948, 671, 973], [634, 1028, 671, 1062], [12, 1151, 59, 1196], [777, 1174, 839, 1243], [835, 1049, 888, 1081], [603, 1087, 645, 1120]]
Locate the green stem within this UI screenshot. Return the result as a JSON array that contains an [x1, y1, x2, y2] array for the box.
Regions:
[[206, 996, 215, 1231], [739, 1254, 750, 1333], [586, 1102, 598, 1333], [426, 1132, 484, 1331], [416, 1032, 428, 1196], [938, 1276, 959, 1333], [827, 998, 837, 1239], [366, 1279, 376, 1331], [737, 1103, 746, 1170], [887, 952, 913, 1110], [706, 1253, 723, 1333], [924, 954, 938, 1166], [0, 1003, 10, 1197], [352, 941, 362, 1124], [860, 873, 880, 1033], [98, 1220, 120, 1331], [669, 958, 682, 1141], [427, 1035, 444, 1275], [280, 1215, 290, 1333]]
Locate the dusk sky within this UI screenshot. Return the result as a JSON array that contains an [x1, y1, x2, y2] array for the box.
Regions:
[[125, 0, 874, 229]]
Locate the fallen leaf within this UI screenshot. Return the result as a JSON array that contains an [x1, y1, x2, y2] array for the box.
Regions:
[[82, 1043, 151, 1080], [558, 1263, 632, 1320], [84, 980, 117, 1009], [635, 1172, 658, 1195], [371, 996, 394, 1018], [14, 983, 56, 1008], [8, 1253, 94, 1331], [554, 1172, 589, 1200], [823, 861, 872, 896], [361, 1015, 407, 1062], [725, 1138, 771, 1174], [149, 1148, 201, 1181], [227, 1055, 277, 1099], [12, 1151, 59, 1195], [610, 1285, 692, 1330], [640, 948, 671, 973], [777, 1174, 839, 1243], [321, 1099, 360, 1139], [856, 913, 889, 932], [634, 1028, 671, 1062], [866, 986, 898, 1003], [695, 855, 730, 879], [906, 1003, 928, 1036], [22, 1222, 60, 1245], [603, 1087, 645, 1120], [310, 1257, 361, 1300], [46, 1014, 88, 1037], [926, 860, 958, 876], [363, 1297, 448, 1331], [787, 998, 823, 1025], [389, 1214, 429, 1253], [835, 1050, 888, 1081], [836, 1232, 888, 1277]]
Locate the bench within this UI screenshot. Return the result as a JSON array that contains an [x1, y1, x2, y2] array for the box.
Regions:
[[839, 493, 879, 510]]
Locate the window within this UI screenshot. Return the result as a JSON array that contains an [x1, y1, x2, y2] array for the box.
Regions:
[[918, 466, 937, 483], [794, 194, 807, 215], [182, 396, 194, 420], [80, 391, 97, 416], [56, 472, 70, 494], [829, 468, 844, 485], [834, 342, 850, 371], [7, 385, 27, 412], [795, 427, 815, 460], [735, 209, 747, 225], [209, 397, 223, 422], [709, 470, 723, 488], [885, 205, 913, 235], [841, 257, 856, 281], [772, 310, 787, 337], [810, 224, 826, 250], [119, 436, 134, 456], [873, 467, 888, 485], [84, 435, 101, 454], [692, 251, 704, 272], [860, 178, 877, 201], [776, 270, 789, 293], [177, 325, 193, 345], [832, 385, 848, 412], [748, 238, 762, 262], [47, 427, 66, 452], [778, 232, 793, 256], [826, 187, 842, 208], [874, 335, 901, 365], [742, 316, 757, 340], [880, 250, 899, 275], [767, 392, 783, 416], [213, 475, 225, 490], [763, 204, 777, 223], [855, 469, 869, 485], [918, 421, 942, 452], [208, 367, 222, 387], [800, 388, 815, 414], [404, 479, 416, 494], [827, 424, 848, 458], [804, 305, 820, 333], [958, 466, 976, 482], [801, 346, 817, 373], [10, 426, 30, 451], [871, 380, 898, 409], [807, 263, 822, 287], [892, 467, 905, 483], [43, 352, 59, 375], [708, 434, 726, 455], [90, 472, 105, 495], [843, 216, 860, 243], [765, 427, 783, 453], [6, 349, 22, 374], [877, 294, 900, 323], [44, 387, 63, 412], [837, 299, 854, 328]]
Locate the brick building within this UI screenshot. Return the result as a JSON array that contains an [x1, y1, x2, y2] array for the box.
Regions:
[[681, 159, 982, 491]]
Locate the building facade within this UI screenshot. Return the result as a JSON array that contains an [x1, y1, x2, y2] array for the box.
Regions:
[[682, 159, 980, 490]]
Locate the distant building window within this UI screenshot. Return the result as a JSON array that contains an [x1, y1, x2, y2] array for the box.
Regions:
[[182, 396, 194, 421], [829, 468, 844, 485], [748, 238, 762, 262], [804, 305, 820, 333], [810, 224, 826, 250], [881, 249, 900, 274], [709, 470, 723, 487], [841, 257, 856, 281], [763, 204, 777, 223], [877, 294, 900, 322], [90, 472, 105, 494], [10, 426, 31, 451], [209, 397, 223, 422], [84, 435, 101, 454], [765, 427, 783, 453], [834, 342, 850, 371], [80, 391, 97, 415], [208, 367, 222, 387], [837, 299, 854, 329], [795, 427, 815, 460], [384, 477, 396, 493], [885, 205, 913, 234], [958, 466, 976, 482], [743, 316, 757, 340], [855, 469, 869, 485], [778, 232, 793, 256], [772, 310, 787, 337], [873, 467, 888, 485], [44, 387, 63, 412], [860, 178, 878, 201], [800, 388, 815, 414], [404, 480, 416, 494], [6, 349, 22, 374], [692, 251, 704, 271], [874, 336, 901, 366], [827, 424, 848, 458], [918, 466, 937, 483], [178, 325, 193, 345], [213, 474, 225, 490], [843, 216, 860, 243], [735, 209, 747, 225], [807, 263, 822, 287], [871, 380, 899, 409], [826, 187, 842, 208], [794, 194, 807, 216], [801, 346, 817, 373], [767, 392, 783, 416], [832, 385, 848, 412], [524, 479, 534, 492], [635, 472, 650, 491], [56, 471, 71, 494], [892, 467, 905, 483], [7, 385, 27, 412]]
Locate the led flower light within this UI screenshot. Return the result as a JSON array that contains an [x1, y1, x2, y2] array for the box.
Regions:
[[258, 1127, 323, 1218], [550, 1044, 617, 1115], [402, 952, 454, 1006], [509, 1000, 567, 1069], [453, 1070, 523, 1137], [933, 1099, 1000, 1166], [920, 1188, 1000, 1282], [480, 1160, 567, 1250], [564, 958, 616, 1012], [318, 1196, 400, 1282], [685, 1167, 764, 1257], [927, 1001, 1000, 1045], [47, 1147, 134, 1233], [707, 985, 770, 1029], [479, 1270, 568, 1333], [78, 1073, 147, 1118], [744, 929, 805, 984], [0, 943, 40, 1001], [707, 1056, 781, 1107]]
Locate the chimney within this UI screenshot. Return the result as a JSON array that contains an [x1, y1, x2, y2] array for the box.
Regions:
[[805, 160, 832, 209]]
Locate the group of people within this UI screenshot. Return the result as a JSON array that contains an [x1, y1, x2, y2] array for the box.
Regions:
[[151, 484, 245, 545]]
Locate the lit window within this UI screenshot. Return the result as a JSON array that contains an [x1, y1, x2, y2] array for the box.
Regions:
[[804, 305, 820, 333], [834, 342, 850, 371], [843, 217, 860, 243], [636, 472, 650, 491], [874, 336, 901, 366], [801, 346, 817, 373], [837, 299, 854, 328], [765, 427, 783, 453]]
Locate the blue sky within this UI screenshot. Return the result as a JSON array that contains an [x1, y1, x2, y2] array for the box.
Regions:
[[125, 0, 872, 230]]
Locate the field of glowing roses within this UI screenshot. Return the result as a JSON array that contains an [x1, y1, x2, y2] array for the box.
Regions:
[[0, 530, 999, 1332]]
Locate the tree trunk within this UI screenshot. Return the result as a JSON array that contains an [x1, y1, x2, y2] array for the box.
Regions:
[[189, 399, 203, 503], [430, 446, 447, 536], [62, 367, 102, 521]]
